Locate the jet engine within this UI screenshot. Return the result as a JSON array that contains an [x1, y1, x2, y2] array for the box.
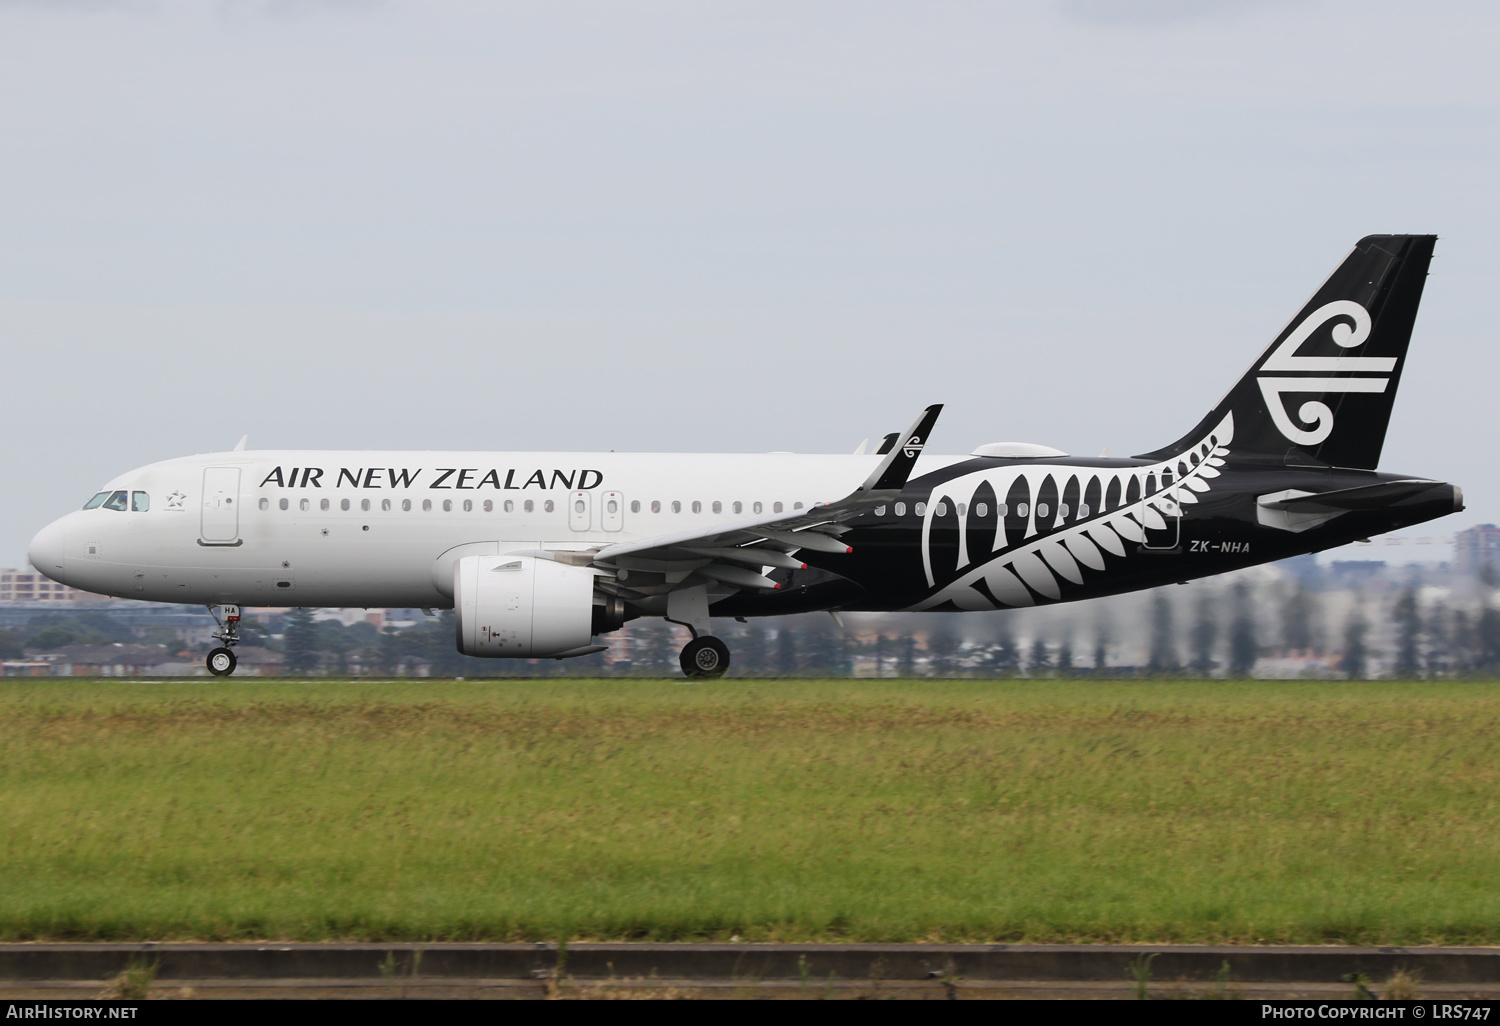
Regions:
[[454, 554, 618, 658]]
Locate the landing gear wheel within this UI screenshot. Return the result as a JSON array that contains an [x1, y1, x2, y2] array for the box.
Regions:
[[680, 636, 731, 679], [206, 647, 238, 677]]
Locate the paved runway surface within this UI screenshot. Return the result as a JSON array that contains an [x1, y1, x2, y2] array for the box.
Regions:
[[4, 943, 1500, 999]]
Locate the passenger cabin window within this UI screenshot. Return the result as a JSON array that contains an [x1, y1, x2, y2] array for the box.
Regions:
[[320, 498, 330, 511], [976, 502, 988, 517], [1078, 503, 1090, 518], [279, 498, 289, 511], [300, 498, 310, 511], [691, 501, 702, 514], [402, 499, 412, 512], [712, 501, 722, 514], [630, 500, 641, 513], [753, 501, 763, 514], [381, 498, 392, 512], [1037, 503, 1049, 518], [672, 501, 682, 513], [874, 505, 886, 516], [651, 500, 661, 513], [341, 498, 351, 511], [915, 501, 927, 516], [132, 491, 150, 512], [463, 499, 473, 512], [934, 502, 947, 516], [732, 501, 742, 514], [361, 498, 371, 512], [544, 499, 555, 513], [102, 491, 129, 512], [894, 501, 906, 516], [424, 499, 433, 512], [773, 502, 783, 513], [997, 503, 1008, 517], [443, 499, 452, 512], [793, 502, 803, 510], [504, 500, 514, 513], [956, 503, 966, 516], [1017, 502, 1029, 517], [259, 497, 270, 511], [483, 500, 493, 512], [524, 499, 534, 513], [83, 492, 110, 510]]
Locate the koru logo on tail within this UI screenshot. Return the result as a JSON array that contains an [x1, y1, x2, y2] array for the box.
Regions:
[[902, 435, 925, 459], [1257, 300, 1395, 445]]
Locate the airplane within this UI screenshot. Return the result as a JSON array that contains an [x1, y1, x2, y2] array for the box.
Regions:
[[27, 235, 1462, 678]]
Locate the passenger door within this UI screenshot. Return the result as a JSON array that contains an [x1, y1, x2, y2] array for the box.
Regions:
[[1137, 469, 1181, 551], [200, 467, 242, 544]]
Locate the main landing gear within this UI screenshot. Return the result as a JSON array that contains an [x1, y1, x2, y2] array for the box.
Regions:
[[667, 585, 730, 680], [680, 636, 731, 679], [206, 603, 242, 677]]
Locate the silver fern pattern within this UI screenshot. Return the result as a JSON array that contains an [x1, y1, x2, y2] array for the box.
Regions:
[[909, 413, 1234, 610]]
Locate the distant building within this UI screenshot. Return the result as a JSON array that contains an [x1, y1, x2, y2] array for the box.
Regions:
[[2, 660, 55, 677], [1276, 553, 1321, 585], [1324, 560, 1390, 592], [0, 566, 106, 603], [38, 643, 178, 676], [1454, 524, 1500, 576]]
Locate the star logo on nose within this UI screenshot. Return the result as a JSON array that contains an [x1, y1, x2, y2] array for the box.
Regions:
[[166, 490, 187, 511]]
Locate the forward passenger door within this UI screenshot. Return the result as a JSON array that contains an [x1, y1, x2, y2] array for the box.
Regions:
[[200, 467, 242, 545]]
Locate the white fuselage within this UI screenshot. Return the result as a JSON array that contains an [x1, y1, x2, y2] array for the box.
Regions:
[[29, 449, 964, 608]]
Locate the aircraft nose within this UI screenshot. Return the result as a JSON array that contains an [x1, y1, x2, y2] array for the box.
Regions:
[[28, 519, 67, 578]]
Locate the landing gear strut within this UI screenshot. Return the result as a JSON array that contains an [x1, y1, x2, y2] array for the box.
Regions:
[[665, 585, 730, 679], [680, 636, 730, 679], [206, 603, 242, 677]]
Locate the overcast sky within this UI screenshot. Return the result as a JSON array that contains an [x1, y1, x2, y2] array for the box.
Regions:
[[3, 0, 1496, 566]]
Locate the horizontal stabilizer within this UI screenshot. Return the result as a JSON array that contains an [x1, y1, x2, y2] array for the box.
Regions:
[[1258, 479, 1437, 512]]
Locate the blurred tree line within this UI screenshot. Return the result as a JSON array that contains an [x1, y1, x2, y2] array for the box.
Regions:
[[6, 567, 1499, 680], [0, 611, 200, 661], [262, 570, 1500, 679]]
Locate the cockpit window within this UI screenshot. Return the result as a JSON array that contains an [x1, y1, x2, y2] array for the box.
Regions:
[[101, 491, 129, 512], [132, 491, 150, 512], [83, 492, 110, 510]]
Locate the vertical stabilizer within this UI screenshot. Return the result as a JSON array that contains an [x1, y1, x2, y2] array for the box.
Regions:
[[1139, 235, 1436, 469]]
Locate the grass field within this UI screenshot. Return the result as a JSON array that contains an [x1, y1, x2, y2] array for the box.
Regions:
[[2, 678, 1498, 945]]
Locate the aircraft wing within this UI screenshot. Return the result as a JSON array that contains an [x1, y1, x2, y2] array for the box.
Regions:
[[588, 405, 941, 594]]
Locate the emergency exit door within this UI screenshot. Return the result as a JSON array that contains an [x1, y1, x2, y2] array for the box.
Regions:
[[569, 490, 592, 532]]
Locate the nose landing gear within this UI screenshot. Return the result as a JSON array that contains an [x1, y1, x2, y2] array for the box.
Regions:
[[207, 646, 238, 676], [206, 603, 242, 677]]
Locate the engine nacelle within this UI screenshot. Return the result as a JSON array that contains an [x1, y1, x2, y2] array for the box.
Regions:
[[454, 554, 599, 658]]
